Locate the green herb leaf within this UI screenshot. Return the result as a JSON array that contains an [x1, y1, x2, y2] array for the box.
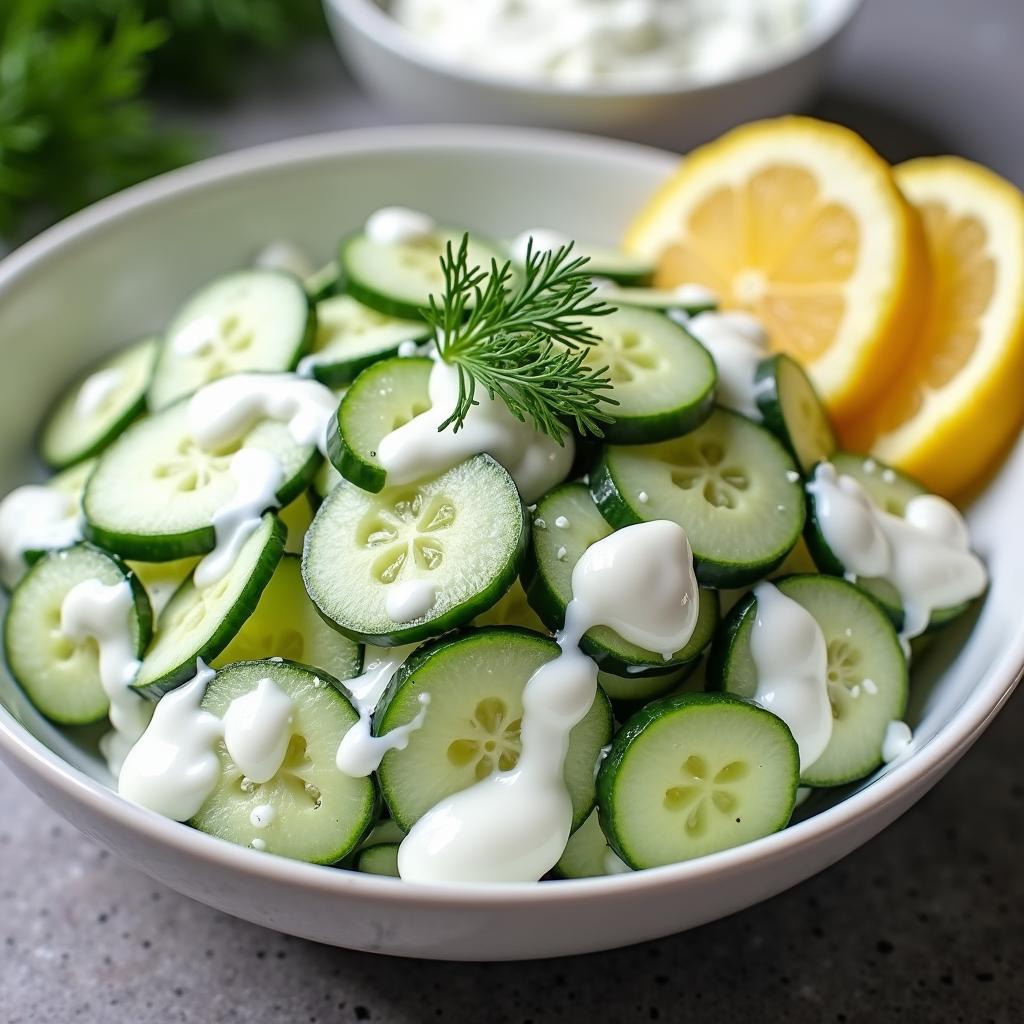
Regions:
[[427, 235, 619, 443]]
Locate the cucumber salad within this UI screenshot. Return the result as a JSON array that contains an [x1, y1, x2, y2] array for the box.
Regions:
[[0, 206, 989, 883]]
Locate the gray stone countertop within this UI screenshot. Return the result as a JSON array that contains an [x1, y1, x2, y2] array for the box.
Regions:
[[2, 0, 1023, 1020]]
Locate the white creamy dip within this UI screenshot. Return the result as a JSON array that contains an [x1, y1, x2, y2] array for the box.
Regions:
[[397, 520, 699, 883], [74, 367, 124, 418], [807, 463, 988, 639], [365, 207, 437, 246], [221, 677, 294, 784], [253, 239, 315, 280], [683, 310, 768, 419], [376, 357, 576, 504], [881, 720, 913, 763], [0, 485, 82, 588], [749, 582, 832, 772], [390, 0, 807, 87]]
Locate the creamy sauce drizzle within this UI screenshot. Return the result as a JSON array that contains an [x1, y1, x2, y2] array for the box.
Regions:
[[376, 358, 575, 504], [253, 239, 315, 280], [385, 579, 439, 623], [882, 720, 913, 763], [807, 463, 988, 639], [365, 207, 437, 245], [683, 310, 768, 419], [75, 367, 124, 418], [61, 577, 151, 775], [0, 486, 82, 588], [397, 520, 698, 883], [221, 677, 294, 784], [749, 582, 832, 772]]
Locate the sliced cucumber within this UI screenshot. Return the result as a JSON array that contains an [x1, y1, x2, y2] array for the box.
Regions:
[[597, 662, 697, 705], [356, 843, 401, 877], [279, 490, 316, 555], [805, 455, 969, 631], [597, 692, 799, 868], [375, 628, 613, 832], [133, 514, 284, 697], [150, 271, 314, 410], [340, 230, 508, 320], [192, 659, 375, 864], [214, 555, 361, 682], [127, 556, 200, 618], [709, 574, 908, 787], [300, 296, 429, 387], [40, 337, 158, 470], [523, 483, 718, 671], [83, 399, 317, 561], [5, 545, 151, 724], [555, 809, 618, 879], [591, 408, 805, 588], [473, 578, 549, 634], [754, 354, 837, 474], [512, 238, 654, 287], [597, 285, 716, 317], [303, 455, 527, 645], [326, 357, 432, 493], [304, 260, 339, 302], [584, 307, 716, 444], [314, 457, 343, 500]]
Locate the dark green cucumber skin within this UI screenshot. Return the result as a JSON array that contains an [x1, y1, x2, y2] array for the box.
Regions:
[[132, 515, 286, 698], [374, 626, 612, 833], [802, 461, 974, 633], [306, 267, 340, 303], [325, 405, 385, 493], [754, 353, 836, 473], [596, 691, 798, 869], [589, 441, 804, 590], [4, 544, 154, 725], [603, 659, 699, 718], [309, 326, 429, 390], [583, 264, 653, 288], [304, 467, 529, 647], [355, 843, 401, 876], [83, 441, 318, 563], [704, 590, 757, 693]]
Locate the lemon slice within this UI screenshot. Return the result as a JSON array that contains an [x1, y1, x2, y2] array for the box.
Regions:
[[625, 117, 927, 420], [841, 157, 1024, 497]]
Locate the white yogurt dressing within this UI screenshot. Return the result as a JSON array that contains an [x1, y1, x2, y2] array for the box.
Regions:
[[667, 283, 718, 308], [221, 677, 294, 784], [683, 310, 768, 419], [0, 485, 82, 588], [882, 720, 913, 763], [397, 520, 699, 883], [749, 582, 832, 772], [253, 239, 315, 280], [193, 448, 283, 588], [335, 644, 426, 777], [807, 463, 988, 639], [391, 0, 807, 86], [385, 579, 439, 623], [74, 367, 124, 418], [118, 660, 223, 820], [365, 207, 437, 245], [250, 804, 276, 829], [60, 577, 152, 775], [510, 228, 571, 264], [376, 357, 575, 504]]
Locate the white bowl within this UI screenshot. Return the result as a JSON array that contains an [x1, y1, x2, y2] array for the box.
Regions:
[[0, 126, 1020, 961], [323, 0, 864, 149]]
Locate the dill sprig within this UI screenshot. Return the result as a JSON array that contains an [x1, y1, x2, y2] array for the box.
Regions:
[[426, 235, 618, 442]]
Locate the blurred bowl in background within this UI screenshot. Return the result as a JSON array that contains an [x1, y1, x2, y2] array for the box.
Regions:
[[323, 0, 864, 150]]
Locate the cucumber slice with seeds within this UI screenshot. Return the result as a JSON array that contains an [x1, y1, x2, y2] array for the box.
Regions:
[[356, 843, 401, 877], [805, 454, 971, 631], [709, 574, 908, 787], [585, 307, 716, 443], [150, 270, 314, 410], [596, 286, 716, 316], [83, 399, 317, 561], [5, 544, 151, 724], [14, 460, 96, 575], [341, 230, 508, 320], [133, 514, 284, 696], [591, 408, 805, 588], [214, 555, 362, 682], [40, 337, 158, 470], [191, 659, 375, 864], [375, 628, 613, 832], [326, 357, 432, 493], [304, 455, 527, 645], [597, 692, 799, 868], [301, 295, 429, 387], [523, 483, 718, 671], [754, 354, 837, 474]]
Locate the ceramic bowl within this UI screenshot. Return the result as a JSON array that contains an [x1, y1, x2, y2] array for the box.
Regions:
[[322, 0, 864, 149], [0, 126, 1020, 961]]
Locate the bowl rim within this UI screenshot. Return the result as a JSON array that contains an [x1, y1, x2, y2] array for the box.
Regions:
[[0, 123, 1021, 909], [324, 0, 865, 99]]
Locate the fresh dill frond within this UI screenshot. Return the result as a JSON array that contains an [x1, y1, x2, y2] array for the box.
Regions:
[[426, 235, 618, 442]]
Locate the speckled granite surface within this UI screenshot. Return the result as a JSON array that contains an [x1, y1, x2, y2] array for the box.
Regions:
[[2, 1, 1022, 1020]]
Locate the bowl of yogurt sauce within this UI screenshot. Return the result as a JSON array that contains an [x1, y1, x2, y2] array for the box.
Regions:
[[323, 0, 863, 148]]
